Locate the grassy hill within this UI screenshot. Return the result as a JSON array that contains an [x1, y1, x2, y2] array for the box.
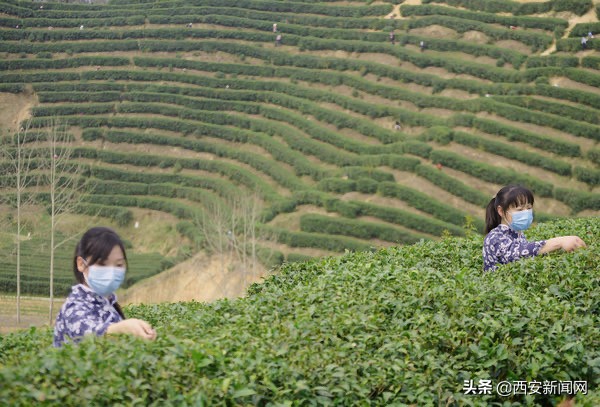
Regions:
[[0, 216, 597, 404], [0, 0, 599, 296]]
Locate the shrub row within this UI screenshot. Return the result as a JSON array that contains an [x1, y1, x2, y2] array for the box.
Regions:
[[75, 139, 274, 200], [0, 16, 146, 28], [0, 83, 24, 93], [414, 163, 489, 207], [582, 56, 600, 70], [292, 189, 463, 237], [400, 4, 567, 33], [113, 99, 364, 169], [84, 194, 202, 220], [354, 201, 464, 237], [429, 150, 554, 197], [451, 115, 581, 157], [70, 112, 306, 193], [534, 84, 600, 111], [449, 131, 572, 176], [405, 15, 552, 51], [259, 225, 373, 253], [569, 22, 600, 37], [377, 182, 484, 230], [588, 147, 600, 165], [492, 95, 600, 126], [553, 188, 600, 212], [422, 0, 591, 16], [0, 56, 130, 71], [143, 6, 390, 30], [556, 37, 600, 51], [74, 202, 133, 227], [478, 98, 600, 142], [574, 166, 600, 186], [30, 102, 115, 117], [525, 56, 579, 68], [299, 214, 426, 245]]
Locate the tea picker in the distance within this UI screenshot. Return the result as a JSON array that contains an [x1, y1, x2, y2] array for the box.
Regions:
[[483, 185, 586, 272], [54, 227, 157, 347]]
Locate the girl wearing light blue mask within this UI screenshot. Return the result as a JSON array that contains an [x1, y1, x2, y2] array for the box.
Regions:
[[483, 185, 586, 272], [54, 227, 156, 347]]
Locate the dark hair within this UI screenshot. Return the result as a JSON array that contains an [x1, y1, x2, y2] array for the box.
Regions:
[[73, 227, 127, 318], [485, 185, 534, 234]]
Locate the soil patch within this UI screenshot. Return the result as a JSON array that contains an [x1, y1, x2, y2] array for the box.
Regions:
[[494, 40, 532, 54], [0, 90, 37, 133], [121, 252, 267, 305], [409, 25, 459, 40], [462, 30, 490, 45]]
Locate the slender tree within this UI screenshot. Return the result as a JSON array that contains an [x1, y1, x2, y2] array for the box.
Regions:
[[195, 190, 274, 294], [0, 124, 40, 324], [44, 120, 88, 322]]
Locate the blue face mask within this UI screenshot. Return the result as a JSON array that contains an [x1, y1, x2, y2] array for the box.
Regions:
[[85, 265, 126, 296], [509, 209, 533, 231]]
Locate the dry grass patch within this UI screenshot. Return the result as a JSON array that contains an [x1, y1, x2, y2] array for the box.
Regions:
[[494, 40, 532, 54], [462, 30, 490, 45], [409, 24, 459, 39], [0, 90, 37, 133]]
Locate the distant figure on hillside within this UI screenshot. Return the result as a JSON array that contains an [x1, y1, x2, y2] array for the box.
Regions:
[[389, 31, 395, 45], [588, 31, 594, 39], [509, 25, 517, 30], [53, 227, 157, 347], [273, 23, 277, 33], [420, 40, 425, 52], [275, 34, 282, 47], [436, 163, 442, 171], [483, 185, 586, 272], [394, 121, 402, 130], [187, 23, 193, 28], [581, 36, 587, 50], [80, 25, 84, 30]]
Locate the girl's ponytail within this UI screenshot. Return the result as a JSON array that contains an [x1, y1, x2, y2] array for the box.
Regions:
[[485, 197, 501, 234]]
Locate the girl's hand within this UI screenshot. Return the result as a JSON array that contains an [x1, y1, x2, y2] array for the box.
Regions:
[[559, 236, 586, 252], [107, 318, 157, 340]]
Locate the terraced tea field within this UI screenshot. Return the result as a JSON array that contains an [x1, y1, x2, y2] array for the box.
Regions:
[[0, 0, 598, 295]]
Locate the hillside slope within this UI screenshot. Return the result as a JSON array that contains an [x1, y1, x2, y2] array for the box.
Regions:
[[0, 0, 599, 299], [0, 216, 598, 405]]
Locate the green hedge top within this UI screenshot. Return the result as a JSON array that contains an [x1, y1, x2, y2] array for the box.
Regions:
[[0, 217, 597, 405]]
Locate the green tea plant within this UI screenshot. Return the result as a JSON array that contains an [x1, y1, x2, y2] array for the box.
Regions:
[[0, 217, 597, 405]]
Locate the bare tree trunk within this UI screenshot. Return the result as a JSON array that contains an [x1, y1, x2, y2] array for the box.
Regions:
[[45, 120, 88, 324], [1, 124, 39, 325]]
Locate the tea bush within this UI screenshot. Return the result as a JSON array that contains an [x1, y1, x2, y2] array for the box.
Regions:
[[0, 217, 597, 405]]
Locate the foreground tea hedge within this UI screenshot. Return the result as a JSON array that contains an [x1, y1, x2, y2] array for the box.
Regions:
[[0, 217, 598, 405]]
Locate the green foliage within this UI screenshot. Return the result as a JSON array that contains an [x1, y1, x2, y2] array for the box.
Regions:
[[574, 166, 600, 186], [300, 214, 426, 245], [430, 150, 555, 197], [0, 218, 597, 405]]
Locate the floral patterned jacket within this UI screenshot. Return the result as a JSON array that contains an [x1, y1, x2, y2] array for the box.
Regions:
[[53, 284, 122, 347], [483, 224, 546, 272]]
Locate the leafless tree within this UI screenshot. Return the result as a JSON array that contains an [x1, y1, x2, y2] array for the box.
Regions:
[[0, 123, 41, 324], [44, 120, 89, 322], [194, 190, 275, 295]]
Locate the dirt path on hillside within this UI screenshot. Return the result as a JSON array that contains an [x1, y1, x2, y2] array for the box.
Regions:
[[392, 0, 422, 19], [541, 1, 599, 55], [121, 252, 267, 305]]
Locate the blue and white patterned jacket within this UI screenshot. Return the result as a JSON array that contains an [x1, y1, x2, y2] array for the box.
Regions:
[[53, 284, 122, 347], [483, 224, 546, 272]]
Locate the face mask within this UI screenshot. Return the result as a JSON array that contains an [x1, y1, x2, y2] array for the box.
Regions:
[[85, 265, 126, 296], [509, 209, 533, 231]]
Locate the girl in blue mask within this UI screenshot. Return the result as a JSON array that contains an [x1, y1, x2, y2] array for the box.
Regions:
[[54, 227, 157, 347], [483, 185, 586, 272]]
